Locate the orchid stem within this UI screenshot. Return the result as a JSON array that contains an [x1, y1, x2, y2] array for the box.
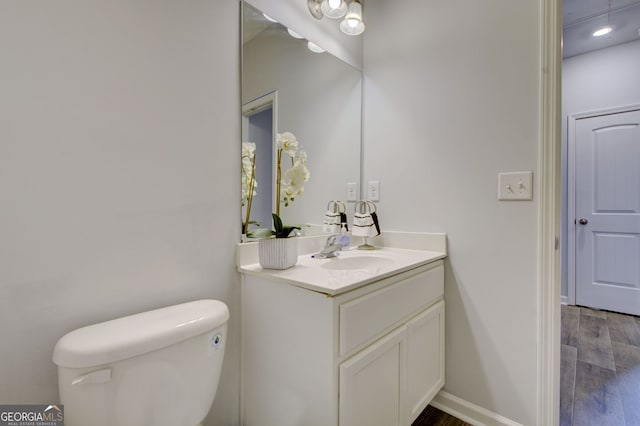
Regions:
[[275, 148, 282, 217], [243, 153, 256, 235]]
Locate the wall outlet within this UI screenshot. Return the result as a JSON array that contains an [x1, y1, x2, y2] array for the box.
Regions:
[[367, 180, 380, 201], [346, 182, 357, 202], [498, 171, 533, 200]]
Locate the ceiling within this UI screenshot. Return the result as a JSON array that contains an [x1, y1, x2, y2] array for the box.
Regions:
[[563, 0, 640, 58]]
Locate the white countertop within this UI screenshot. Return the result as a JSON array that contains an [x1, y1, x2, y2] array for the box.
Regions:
[[239, 246, 446, 296]]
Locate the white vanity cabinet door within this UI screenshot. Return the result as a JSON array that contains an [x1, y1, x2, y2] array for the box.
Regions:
[[405, 300, 445, 424], [339, 327, 406, 426]]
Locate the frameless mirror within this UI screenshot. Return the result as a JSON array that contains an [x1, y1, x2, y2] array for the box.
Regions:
[[241, 1, 362, 236]]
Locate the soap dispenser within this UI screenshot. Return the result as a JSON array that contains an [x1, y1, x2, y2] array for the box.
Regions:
[[337, 223, 350, 248]]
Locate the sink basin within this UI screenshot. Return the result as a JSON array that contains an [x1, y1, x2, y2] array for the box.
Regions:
[[320, 255, 395, 271]]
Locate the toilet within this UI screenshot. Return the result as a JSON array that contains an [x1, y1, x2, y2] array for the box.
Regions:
[[53, 299, 229, 426]]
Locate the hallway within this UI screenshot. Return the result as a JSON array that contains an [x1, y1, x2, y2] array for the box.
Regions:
[[561, 305, 640, 425]]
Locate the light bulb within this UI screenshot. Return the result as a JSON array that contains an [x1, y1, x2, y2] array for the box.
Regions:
[[340, 1, 365, 35], [321, 0, 347, 19]]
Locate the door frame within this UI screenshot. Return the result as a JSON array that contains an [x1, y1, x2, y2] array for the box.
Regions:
[[242, 91, 279, 215], [566, 103, 640, 306], [538, 0, 561, 424]]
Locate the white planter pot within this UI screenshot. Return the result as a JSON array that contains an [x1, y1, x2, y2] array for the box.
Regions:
[[258, 237, 298, 270]]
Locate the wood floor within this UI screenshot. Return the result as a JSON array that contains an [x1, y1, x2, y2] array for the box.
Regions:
[[412, 406, 470, 426], [411, 305, 640, 426], [561, 305, 640, 426]]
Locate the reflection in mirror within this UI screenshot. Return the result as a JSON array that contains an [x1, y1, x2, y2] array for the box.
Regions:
[[241, 1, 362, 236]]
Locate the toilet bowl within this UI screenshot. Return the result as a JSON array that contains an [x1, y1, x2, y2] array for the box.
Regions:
[[53, 299, 229, 426]]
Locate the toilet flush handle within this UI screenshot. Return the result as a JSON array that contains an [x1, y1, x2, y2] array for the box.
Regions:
[[71, 368, 112, 386]]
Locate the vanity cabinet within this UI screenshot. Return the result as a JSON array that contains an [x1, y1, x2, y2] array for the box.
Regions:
[[339, 300, 444, 426], [241, 259, 445, 426]]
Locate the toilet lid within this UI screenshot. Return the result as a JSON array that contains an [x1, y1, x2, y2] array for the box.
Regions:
[[53, 299, 229, 368]]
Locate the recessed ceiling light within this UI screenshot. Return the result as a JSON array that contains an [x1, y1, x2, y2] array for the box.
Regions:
[[287, 28, 304, 39], [593, 26, 612, 37]]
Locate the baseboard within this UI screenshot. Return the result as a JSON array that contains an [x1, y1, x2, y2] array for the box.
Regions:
[[561, 295, 568, 305], [430, 391, 524, 426]]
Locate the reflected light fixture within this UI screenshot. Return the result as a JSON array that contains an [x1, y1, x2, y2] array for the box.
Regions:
[[340, 0, 365, 36], [308, 0, 365, 36], [287, 28, 305, 39], [593, 0, 613, 37], [307, 41, 326, 53], [593, 26, 612, 37], [321, 0, 347, 19], [262, 13, 278, 23]]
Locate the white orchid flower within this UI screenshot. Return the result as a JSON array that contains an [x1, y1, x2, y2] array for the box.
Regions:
[[242, 141, 256, 157], [241, 141, 257, 206], [295, 148, 308, 164], [280, 160, 310, 206], [276, 132, 299, 157]]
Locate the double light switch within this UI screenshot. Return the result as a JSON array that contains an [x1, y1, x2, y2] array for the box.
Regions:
[[497, 171, 533, 200]]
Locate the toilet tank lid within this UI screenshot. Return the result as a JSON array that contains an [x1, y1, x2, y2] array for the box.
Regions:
[[53, 299, 229, 369]]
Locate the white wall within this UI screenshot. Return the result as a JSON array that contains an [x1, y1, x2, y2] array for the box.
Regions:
[[0, 1, 240, 425], [561, 40, 640, 299], [362, 0, 541, 424]]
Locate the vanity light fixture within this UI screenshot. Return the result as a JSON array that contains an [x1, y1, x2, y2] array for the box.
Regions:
[[321, 0, 347, 19], [263, 13, 278, 23], [287, 28, 305, 39], [308, 0, 365, 36], [340, 0, 365, 36], [307, 41, 326, 53]]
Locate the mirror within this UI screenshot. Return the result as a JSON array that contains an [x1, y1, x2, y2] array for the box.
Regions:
[[241, 1, 362, 236]]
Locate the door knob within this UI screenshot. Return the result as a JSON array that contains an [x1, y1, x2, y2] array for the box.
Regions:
[[578, 218, 588, 225]]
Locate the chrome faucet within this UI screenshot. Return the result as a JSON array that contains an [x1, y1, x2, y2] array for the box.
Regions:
[[313, 235, 343, 259]]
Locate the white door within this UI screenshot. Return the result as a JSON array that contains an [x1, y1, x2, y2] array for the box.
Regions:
[[575, 109, 640, 315]]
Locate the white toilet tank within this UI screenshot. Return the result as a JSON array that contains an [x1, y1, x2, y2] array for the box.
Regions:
[[53, 299, 229, 426]]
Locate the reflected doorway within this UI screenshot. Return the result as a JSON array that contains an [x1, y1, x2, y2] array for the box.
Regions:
[[242, 92, 277, 233]]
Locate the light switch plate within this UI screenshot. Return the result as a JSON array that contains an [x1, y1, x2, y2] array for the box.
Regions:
[[498, 171, 533, 200], [346, 182, 357, 202], [367, 180, 380, 201]]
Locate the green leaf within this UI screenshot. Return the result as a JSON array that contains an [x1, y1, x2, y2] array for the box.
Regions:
[[278, 226, 300, 238], [247, 213, 307, 239], [272, 213, 284, 234]]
